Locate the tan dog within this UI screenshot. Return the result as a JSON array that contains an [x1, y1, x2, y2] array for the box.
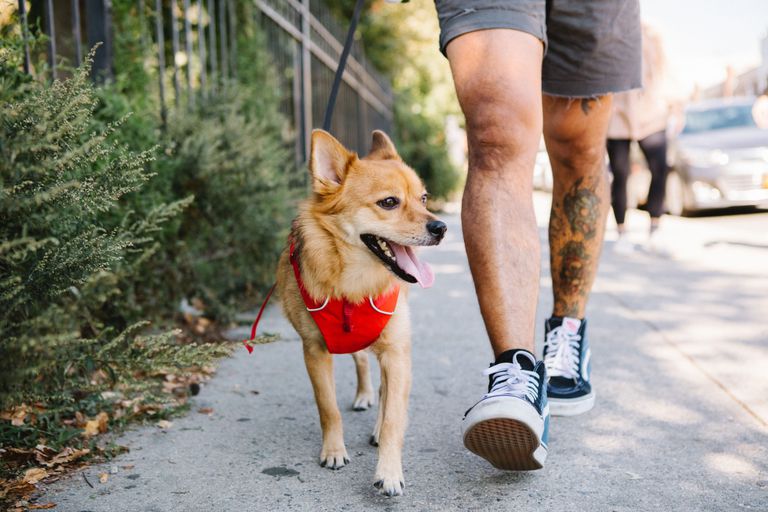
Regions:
[[276, 129, 446, 496]]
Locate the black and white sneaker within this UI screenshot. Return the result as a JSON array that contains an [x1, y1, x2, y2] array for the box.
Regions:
[[544, 317, 594, 416], [462, 349, 550, 470]]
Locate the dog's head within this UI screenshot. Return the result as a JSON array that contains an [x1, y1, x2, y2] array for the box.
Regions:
[[308, 129, 446, 288]]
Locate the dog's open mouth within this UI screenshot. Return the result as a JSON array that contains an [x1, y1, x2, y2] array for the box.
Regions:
[[360, 234, 435, 288]]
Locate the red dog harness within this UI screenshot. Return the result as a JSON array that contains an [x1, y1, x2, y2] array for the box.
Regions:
[[243, 243, 399, 355], [289, 243, 399, 354]]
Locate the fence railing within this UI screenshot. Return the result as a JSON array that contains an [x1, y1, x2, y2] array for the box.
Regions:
[[9, 0, 393, 162]]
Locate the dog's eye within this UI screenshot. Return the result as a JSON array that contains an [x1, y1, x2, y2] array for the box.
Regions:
[[421, 193, 428, 205], [376, 197, 400, 210]]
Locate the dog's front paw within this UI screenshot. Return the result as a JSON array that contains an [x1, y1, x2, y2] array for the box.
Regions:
[[319, 446, 349, 470], [373, 476, 404, 497], [352, 391, 375, 411]]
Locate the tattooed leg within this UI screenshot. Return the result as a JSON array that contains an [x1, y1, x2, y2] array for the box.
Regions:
[[543, 95, 613, 319]]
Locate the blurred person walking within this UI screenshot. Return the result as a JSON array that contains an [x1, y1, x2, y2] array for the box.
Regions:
[[606, 23, 670, 254]]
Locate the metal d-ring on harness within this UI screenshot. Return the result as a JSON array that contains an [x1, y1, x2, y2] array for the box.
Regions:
[[242, 0, 380, 354]]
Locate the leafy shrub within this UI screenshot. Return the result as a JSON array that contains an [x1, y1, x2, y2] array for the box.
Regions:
[[394, 92, 461, 200], [156, 88, 296, 316], [0, 55, 226, 433]]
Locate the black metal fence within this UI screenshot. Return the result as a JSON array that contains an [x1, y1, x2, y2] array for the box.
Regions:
[[9, 0, 393, 162]]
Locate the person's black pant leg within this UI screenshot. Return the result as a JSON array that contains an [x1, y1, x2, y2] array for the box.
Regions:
[[638, 130, 668, 219], [606, 139, 631, 226]]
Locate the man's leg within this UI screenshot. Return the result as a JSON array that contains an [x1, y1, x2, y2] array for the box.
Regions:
[[544, 95, 612, 319], [541, 95, 613, 416], [446, 29, 543, 357], [447, 29, 551, 471]]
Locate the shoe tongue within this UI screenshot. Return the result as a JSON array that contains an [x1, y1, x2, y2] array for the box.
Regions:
[[389, 242, 435, 288], [495, 349, 535, 371], [561, 316, 582, 334]]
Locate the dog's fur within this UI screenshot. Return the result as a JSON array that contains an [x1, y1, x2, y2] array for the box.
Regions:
[[276, 129, 443, 496]]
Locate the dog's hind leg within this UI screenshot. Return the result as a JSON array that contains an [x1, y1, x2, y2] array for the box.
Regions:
[[303, 340, 349, 470], [372, 343, 411, 496], [351, 350, 375, 411], [370, 376, 385, 446]]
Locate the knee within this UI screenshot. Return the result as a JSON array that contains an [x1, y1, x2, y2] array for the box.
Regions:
[[544, 97, 614, 176], [546, 131, 606, 175], [461, 85, 541, 171]]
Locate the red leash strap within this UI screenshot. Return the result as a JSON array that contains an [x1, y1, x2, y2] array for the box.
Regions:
[[242, 283, 277, 354]]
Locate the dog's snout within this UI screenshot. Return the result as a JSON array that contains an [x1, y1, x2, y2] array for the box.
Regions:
[[426, 220, 447, 240]]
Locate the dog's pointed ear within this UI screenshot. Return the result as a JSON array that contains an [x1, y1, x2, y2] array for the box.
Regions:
[[368, 130, 399, 160], [309, 129, 353, 191]]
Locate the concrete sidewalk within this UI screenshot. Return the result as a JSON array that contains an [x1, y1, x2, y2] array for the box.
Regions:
[[43, 195, 768, 511]]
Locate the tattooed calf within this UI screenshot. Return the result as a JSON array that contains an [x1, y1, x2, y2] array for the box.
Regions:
[[563, 178, 601, 240]]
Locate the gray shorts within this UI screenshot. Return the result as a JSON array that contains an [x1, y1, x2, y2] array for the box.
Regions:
[[435, 0, 642, 97]]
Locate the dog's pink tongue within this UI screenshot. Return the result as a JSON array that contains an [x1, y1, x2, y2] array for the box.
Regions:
[[390, 244, 435, 288]]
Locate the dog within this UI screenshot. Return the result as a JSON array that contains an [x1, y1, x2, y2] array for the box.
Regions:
[[276, 129, 446, 496]]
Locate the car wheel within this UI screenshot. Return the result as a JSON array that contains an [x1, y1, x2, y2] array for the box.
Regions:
[[665, 171, 691, 216]]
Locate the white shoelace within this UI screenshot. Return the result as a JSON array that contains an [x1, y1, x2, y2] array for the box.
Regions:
[[483, 361, 540, 403], [544, 326, 582, 379]]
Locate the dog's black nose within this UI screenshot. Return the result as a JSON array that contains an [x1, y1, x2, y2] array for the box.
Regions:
[[426, 220, 447, 239]]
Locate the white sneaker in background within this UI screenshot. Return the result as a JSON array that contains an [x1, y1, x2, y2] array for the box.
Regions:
[[613, 235, 635, 255], [647, 229, 672, 257]]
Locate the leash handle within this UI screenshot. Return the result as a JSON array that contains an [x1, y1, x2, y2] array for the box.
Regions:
[[243, 282, 277, 354], [322, 0, 365, 131]]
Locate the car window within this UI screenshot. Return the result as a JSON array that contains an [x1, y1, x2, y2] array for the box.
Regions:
[[682, 104, 757, 134]]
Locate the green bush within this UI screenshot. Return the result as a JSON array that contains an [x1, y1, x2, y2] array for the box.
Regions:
[[0, 54, 227, 420], [156, 88, 296, 316], [394, 92, 461, 200], [0, 5, 297, 492]]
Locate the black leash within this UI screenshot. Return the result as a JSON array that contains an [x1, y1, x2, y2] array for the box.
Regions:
[[321, 0, 366, 131]]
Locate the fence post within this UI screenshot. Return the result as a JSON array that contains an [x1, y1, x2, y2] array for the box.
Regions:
[[300, 0, 312, 162], [72, 0, 83, 66], [218, 0, 228, 79], [44, 0, 56, 79], [183, 0, 194, 107], [154, 0, 167, 125], [86, 0, 114, 83], [170, 0, 181, 108], [17, 0, 31, 74], [207, 0, 218, 90], [197, 0, 207, 96]]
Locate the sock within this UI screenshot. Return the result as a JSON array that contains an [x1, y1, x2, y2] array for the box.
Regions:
[[494, 348, 535, 371]]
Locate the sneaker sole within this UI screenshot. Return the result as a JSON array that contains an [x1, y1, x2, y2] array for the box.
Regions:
[[464, 417, 544, 470], [548, 392, 595, 416]]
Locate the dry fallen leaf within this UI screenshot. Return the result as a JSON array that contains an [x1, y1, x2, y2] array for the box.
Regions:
[[156, 419, 173, 429], [99, 472, 109, 483], [82, 419, 100, 437], [121, 464, 135, 470], [29, 503, 57, 510], [40, 447, 90, 468], [1, 447, 37, 467], [11, 408, 27, 426], [2, 479, 35, 499], [96, 411, 109, 432], [22, 467, 48, 484], [197, 407, 213, 414], [82, 412, 108, 437]]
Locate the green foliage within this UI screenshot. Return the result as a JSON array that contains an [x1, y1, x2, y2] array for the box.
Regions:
[[331, 1, 463, 199], [0, 3, 297, 490], [0, 53, 222, 430], [394, 94, 460, 200], [156, 89, 295, 315]]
